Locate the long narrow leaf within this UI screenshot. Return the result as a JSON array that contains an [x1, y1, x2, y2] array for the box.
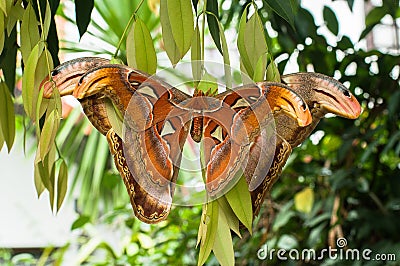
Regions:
[[225, 176, 253, 233], [126, 17, 157, 74], [160, 0, 181, 64], [167, 0, 194, 57], [0, 82, 15, 152]]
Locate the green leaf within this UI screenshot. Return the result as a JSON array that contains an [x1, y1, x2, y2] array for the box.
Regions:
[[197, 200, 219, 266], [337, 35, 353, 50], [323, 6, 339, 35], [42, 0, 51, 40], [266, 59, 280, 82], [253, 53, 267, 82], [217, 196, 240, 237], [160, 0, 181, 64], [0, 27, 17, 95], [49, 160, 56, 212], [0, 10, 5, 54], [237, 8, 252, 78], [263, 0, 298, 29], [38, 109, 59, 160], [56, 159, 68, 212], [243, 10, 268, 80], [7, 2, 24, 36], [167, 0, 194, 57], [212, 207, 234, 266], [294, 187, 314, 214], [22, 42, 43, 120], [75, 0, 94, 38], [0, 120, 4, 151], [191, 23, 202, 82], [34, 164, 45, 197], [346, 0, 355, 11], [71, 215, 91, 230], [197, 72, 218, 95], [126, 17, 157, 74], [0, 0, 7, 15], [206, 0, 222, 53], [0, 81, 15, 152], [20, 2, 40, 63], [105, 99, 124, 138], [225, 176, 253, 233], [366, 6, 387, 27]]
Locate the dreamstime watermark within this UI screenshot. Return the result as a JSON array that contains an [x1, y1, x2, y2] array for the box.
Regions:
[[257, 237, 397, 262]]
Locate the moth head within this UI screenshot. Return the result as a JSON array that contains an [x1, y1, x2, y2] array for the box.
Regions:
[[281, 72, 361, 119]]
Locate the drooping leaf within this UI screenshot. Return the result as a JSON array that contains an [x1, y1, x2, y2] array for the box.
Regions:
[[56, 159, 68, 212], [0, 0, 7, 15], [105, 99, 124, 138], [243, 10, 268, 80], [160, 0, 181, 64], [38, 109, 59, 160], [20, 2, 40, 63], [212, 206, 234, 266], [75, 0, 94, 38], [42, 0, 51, 39], [225, 176, 253, 233], [22, 42, 44, 120], [0, 27, 17, 95], [0, 121, 4, 151], [237, 8, 252, 79], [253, 53, 267, 82], [0, 10, 5, 54], [0, 82, 15, 152], [366, 6, 387, 27], [34, 163, 46, 197], [126, 17, 157, 74], [266, 59, 280, 82], [191, 22, 202, 83], [197, 200, 219, 266], [49, 160, 56, 212], [206, 0, 222, 53], [263, 0, 298, 29], [167, 0, 194, 57], [323, 6, 339, 36], [346, 0, 355, 11], [7, 1, 24, 36], [217, 196, 241, 237]]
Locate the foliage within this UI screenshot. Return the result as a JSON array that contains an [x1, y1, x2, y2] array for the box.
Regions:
[[0, 0, 399, 265]]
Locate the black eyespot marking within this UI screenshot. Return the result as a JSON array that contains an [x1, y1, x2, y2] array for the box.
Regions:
[[51, 69, 60, 76], [343, 90, 351, 98]]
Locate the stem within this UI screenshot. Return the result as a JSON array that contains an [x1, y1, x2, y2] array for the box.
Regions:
[[113, 0, 145, 58], [201, 0, 206, 61]]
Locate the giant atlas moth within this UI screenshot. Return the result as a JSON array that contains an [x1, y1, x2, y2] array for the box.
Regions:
[[41, 57, 361, 223]]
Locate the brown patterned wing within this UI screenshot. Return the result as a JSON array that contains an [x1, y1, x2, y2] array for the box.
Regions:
[[201, 83, 312, 198], [77, 64, 191, 223]]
